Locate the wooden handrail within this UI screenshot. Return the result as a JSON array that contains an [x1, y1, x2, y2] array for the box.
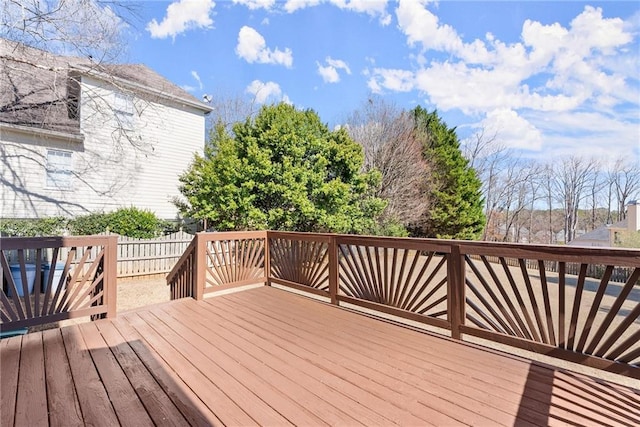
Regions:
[[0, 235, 118, 331], [165, 230, 640, 379]]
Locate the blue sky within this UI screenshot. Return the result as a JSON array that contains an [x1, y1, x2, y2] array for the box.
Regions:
[[123, 0, 639, 163]]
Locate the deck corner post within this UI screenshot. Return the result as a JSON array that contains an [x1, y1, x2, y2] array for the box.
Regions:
[[194, 233, 206, 301], [105, 235, 118, 318], [329, 235, 339, 305], [448, 244, 465, 340], [264, 231, 271, 286]]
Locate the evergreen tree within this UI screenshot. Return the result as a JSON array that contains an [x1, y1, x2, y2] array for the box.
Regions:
[[176, 103, 385, 233], [411, 107, 485, 239]]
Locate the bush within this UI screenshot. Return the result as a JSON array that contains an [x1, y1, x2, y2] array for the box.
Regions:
[[1, 207, 171, 238], [68, 212, 112, 236], [70, 207, 167, 238], [0, 217, 68, 237]]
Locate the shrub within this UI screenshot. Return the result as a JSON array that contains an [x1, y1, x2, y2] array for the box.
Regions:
[[0, 217, 68, 237], [68, 212, 112, 236], [1, 207, 171, 238], [70, 207, 166, 238]]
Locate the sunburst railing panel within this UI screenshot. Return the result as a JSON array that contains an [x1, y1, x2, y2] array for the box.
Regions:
[[461, 245, 640, 375], [334, 236, 454, 331], [269, 235, 330, 294], [202, 233, 266, 294], [1, 236, 117, 332]]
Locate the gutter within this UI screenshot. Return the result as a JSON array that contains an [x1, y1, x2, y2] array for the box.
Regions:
[[0, 122, 84, 143]]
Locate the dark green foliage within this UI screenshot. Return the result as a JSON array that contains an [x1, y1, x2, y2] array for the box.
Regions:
[[411, 107, 485, 239], [71, 207, 168, 238], [0, 217, 68, 237], [1, 208, 173, 238], [68, 212, 113, 236], [177, 103, 386, 234]]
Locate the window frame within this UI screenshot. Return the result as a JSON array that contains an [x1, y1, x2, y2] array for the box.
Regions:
[[113, 91, 135, 130], [45, 149, 74, 190]]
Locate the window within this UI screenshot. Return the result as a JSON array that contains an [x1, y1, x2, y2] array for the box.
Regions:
[[46, 150, 73, 190], [67, 76, 80, 119], [114, 92, 135, 129]]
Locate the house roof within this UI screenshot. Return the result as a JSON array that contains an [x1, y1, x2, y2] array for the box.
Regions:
[[571, 226, 611, 243], [0, 39, 211, 136], [569, 219, 628, 247]]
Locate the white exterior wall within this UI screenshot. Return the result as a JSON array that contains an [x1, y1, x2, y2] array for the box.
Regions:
[[0, 75, 206, 220], [0, 126, 85, 218]]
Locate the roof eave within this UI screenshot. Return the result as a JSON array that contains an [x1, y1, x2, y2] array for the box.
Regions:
[[0, 122, 84, 142], [70, 65, 213, 114]]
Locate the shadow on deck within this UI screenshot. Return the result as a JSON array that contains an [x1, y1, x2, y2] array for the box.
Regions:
[[2, 286, 639, 426]]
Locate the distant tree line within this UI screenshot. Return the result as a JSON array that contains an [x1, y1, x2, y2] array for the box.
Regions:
[[463, 132, 640, 244]]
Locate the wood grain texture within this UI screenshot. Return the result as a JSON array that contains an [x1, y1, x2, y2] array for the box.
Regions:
[[2, 286, 638, 426]]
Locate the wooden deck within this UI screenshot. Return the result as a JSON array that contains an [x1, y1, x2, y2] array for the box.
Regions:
[[2, 286, 639, 426]]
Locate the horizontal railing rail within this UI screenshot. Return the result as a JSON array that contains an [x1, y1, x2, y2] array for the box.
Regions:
[[1, 235, 118, 331], [167, 231, 640, 379]]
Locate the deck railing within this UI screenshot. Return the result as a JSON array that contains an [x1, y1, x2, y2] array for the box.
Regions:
[[168, 231, 640, 379], [1, 235, 118, 331]]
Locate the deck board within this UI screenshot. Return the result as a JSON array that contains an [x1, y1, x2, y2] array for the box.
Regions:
[[15, 332, 47, 426], [1, 285, 639, 426], [42, 329, 83, 427], [1, 335, 21, 427]]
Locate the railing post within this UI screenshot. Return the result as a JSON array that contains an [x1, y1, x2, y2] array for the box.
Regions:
[[105, 235, 118, 318], [194, 233, 205, 301], [329, 235, 339, 305], [264, 231, 271, 286], [447, 244, 465, 340]]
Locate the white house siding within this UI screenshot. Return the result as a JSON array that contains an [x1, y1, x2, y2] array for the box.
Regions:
[[0, 126, 85, 218], [0, 75, 206, 220]]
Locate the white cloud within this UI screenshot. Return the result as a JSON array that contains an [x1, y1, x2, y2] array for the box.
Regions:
[[181, 84, 196, 93], [380, 2, 637, 117], [246, 80, 291, 104], [232, 0, 276, 10], [284, 0, 391, 25], [317, 57, 351, 83], [147, 0, 215, 39], [191, 70, 203, 90], [367, 68, 414, 93], [284, 0, 321, 13], [396, 0, 462, 51], [236, 26, 293, 67], [479, 109, 543, 151], [378, 2, 638, 160]]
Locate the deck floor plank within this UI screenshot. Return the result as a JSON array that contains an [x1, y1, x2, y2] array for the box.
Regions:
[[78, 322, 155, 427], [15, 332, 48, 426], [61, 325, 120, 426], [94, 320, 189, 427], [199, 295, 469, 426], [0, 335, 21, 427], [147, 306, 333, 426], [274, 288, 640, 426], [2, 285, 639, 426], [42, 328, 84, 427], [109, 316, 223, 427], [217, 290, 528, 426], [224, 287, 640, 426], [121, 311, 258, 426], [133, 309, 294, 427], [164, 300, 395, 426]]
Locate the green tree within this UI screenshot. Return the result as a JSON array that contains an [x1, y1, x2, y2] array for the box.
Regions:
[[411, 107, 485, 239], [177, 103, 386, 233]]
